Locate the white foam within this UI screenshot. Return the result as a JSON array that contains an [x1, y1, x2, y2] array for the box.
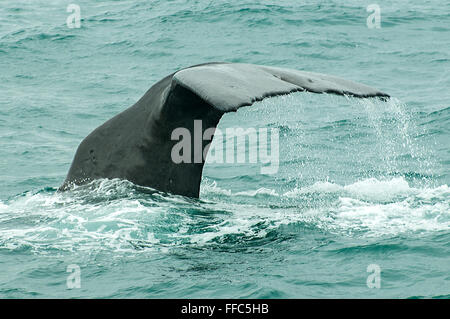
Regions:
[[343, 177, 414, 201], [333, 193, 449, 237], [200, 179, 232, 196], [203, 176, 416, 201], [415, 184, 449, 200], [283, 177, 416, 201], [0, 177, 448, 253], [234, 188, 279, 197]]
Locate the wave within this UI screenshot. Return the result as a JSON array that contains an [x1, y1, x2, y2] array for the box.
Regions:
[[202, 176, 449, 237], [2, 177, 445, 255]]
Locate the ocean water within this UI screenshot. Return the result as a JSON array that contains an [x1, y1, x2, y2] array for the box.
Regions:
[[0, 0, 449, 298]]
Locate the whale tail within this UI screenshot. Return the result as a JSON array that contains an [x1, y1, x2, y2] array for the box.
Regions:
[[61, 62, 389, 197]]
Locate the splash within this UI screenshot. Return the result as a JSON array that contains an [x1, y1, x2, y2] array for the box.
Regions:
[[355, 97, 438, 183], [0, 177, 447, 255]]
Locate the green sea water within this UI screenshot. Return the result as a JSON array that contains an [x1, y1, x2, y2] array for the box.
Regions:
[[0, 0, 449, 298]]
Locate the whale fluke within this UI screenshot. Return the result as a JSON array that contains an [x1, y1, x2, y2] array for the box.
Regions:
[[60, 62, 389, 197]]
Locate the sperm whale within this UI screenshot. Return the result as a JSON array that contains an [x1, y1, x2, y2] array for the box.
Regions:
[[60, 62, 389, 197]]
